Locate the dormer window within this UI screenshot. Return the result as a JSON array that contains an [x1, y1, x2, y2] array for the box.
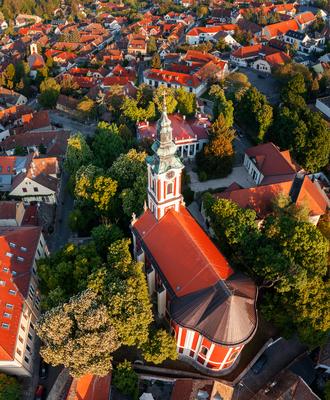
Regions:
[[9, 242, 16, 248]]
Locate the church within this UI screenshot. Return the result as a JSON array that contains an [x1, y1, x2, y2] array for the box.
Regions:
[[131, 99, 258, 374]]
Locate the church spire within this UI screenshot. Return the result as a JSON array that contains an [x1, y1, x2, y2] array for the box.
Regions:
[[146, 91, 184, 220]]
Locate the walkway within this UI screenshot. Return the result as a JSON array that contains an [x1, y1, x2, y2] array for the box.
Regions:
[[188, 166, 256, 193]]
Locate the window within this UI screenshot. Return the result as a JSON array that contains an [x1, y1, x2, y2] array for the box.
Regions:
[[0, 280, 5, 286], [28, 333, 32, 341], [22, 188, 27, 193], [32, 267, 36, 275], [7, 166, 10, 172], [24, 356, 29, 364], [9, 242, 16, 248], [200, 346, 208, 356], [21, 247, 27, 252], [37, 249, 41, 257], [227, 349, 240, 363], [21, 324, 26, 332], [167, 182, 173, 195], [17, 256, 24, 262], [3, 267, 9, 273], [2, 323, 9, 329], [33, 187, 39, 192], [3, 312, 11, 318], [30, 322, 35, 331], [6, 303, 13, 309], [9, 289, 16, 295], [12, 270, 16, 276], [6, 252, 13, 258], [26, 344, 31, 352], [16, 349, 22, 356], [19, 336, 23, 343]]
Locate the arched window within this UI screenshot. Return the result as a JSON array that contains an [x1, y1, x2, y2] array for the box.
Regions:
[[167, 182, 173, 195], [200, 346, 208, 356]]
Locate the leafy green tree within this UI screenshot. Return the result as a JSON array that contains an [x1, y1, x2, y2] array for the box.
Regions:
[[113, 360, 138, 400], [281, 73, 306, 108], [272, 192, 309, 222], [14, 145, 27, 155], [121, 97, 156, 124], [64, 133, 93, 176], [88, 239, 153, 347], [153, 86, 177, 114], [91, 224, 124, 258], [39, 77, 61, 108], [68, 207, 96, 235], [197, 5, 208, 18], [0, 373, 20, 400], [37, 242, 103, 310], [237, 86, 273, 142], [196, 114, 235, 179], [3, 63, 15, 89], [225, 72, 250, 101], [92, 122, 125, 169], [151, 53, 161, 69], [109, 149, 147, 217], [176, 88, 196, 116], [275, 62, 313, 88], [60, 74, 79, 95], [209, 85, 234, 126], [147, 36, 157, 54], [142, 329, 178, 364], [37, 290, 119, 377], [77, 98, 96, 119]]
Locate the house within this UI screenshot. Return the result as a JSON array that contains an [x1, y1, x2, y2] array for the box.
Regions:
[[171, 379, 234, 400], [316, 96, 330, 119], [65, 374, 112, 400], [137, 113, 210, 159], [216, 143, 329, 225], [283, 30, 324, 54], [56, 95, 80, 117], [15, 14, 42, 27], [0, 202, 26, 227], [9, 157, 60, 204], [295, 11, 316, 30], [186, 25, 236, 45], [0, 88, 28, 107], [262, 19, 299, 40], [127, 35, 148, 55], [11, 110, 52, 135], [252, 51, 291, 73], [131, 103, 258, 374], [0, 156, 31, 192], [144, 69, 207, 96], [0, 226, 48, 376], [27, 43, 45, 71]]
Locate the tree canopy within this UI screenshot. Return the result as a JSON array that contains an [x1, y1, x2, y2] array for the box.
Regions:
[[0, 374, 20, 400]]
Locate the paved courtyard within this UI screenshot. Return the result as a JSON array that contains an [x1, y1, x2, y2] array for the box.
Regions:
[[188, 165, 255, 193]]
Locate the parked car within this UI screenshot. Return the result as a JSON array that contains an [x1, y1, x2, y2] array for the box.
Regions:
[[35, 385, 45, 400], [39, 359, 48, 380], [251, 354, 267, 374]]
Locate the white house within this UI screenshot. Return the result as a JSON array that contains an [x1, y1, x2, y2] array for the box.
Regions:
[[0, 226, 48, 377]]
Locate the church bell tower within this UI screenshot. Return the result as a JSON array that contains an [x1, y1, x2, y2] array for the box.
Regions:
[[146, 95, 184, 220]]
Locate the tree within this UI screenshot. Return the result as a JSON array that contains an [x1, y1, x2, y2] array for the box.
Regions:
[[112, 361, 138, 400], [77, 98, 96, 119], [92, 122, 125, 169], [151, 53, 161, 69], [39, 77, 61, 108], [281, 73, 306, 108], [196, 114, 235, 179], [147, 36, 157, 54], [64, 133, 93, 176], [37, 290, 119, 377], [3, 63, 15, 89], [237, 87, 273, 142], [225, 72, 250, 101], [142, 329, 178, 364], [121, 97, 156, 123], [61, 74, 79, 95], [209, 85, 234, 126], [153, 86, 177, 114], [176, 87, 196, 116], [91, 224, 124, 259], [272, 192, 309, 222], [88, 239, 153, 347], [109, 149, 147, 217], [14, 145, 27, 155], [37, 242, 103, 310], [0, 373, 20, 400], [197, 5, 208, 18]]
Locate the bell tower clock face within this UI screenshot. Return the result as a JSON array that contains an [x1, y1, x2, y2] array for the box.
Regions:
[[166, 171, 175, 179]]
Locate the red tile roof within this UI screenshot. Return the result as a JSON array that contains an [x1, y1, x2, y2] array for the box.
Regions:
[[66, 374, 112, 400], [264, 51, 291, 67], [145, 69, 202, 88], [187, 24, 236, 36], [295, 11, 316, 25], [296, 176, 329, 217], [246, 143, 298, 184], [263, 19, 299, 38], [0, 227, 41, 360], [134, 207, 233, 298]]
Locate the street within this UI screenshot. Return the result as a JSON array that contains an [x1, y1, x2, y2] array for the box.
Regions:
[[234, 338, 307, 399], [49, 110, 97, 137]]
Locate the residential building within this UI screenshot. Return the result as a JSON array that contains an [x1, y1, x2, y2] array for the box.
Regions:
[[0, 202, 25, 227], [316, 96, 330, 119], [0, 226, 48, 376], [131, 102, 258, 374], [216, 143, 329, 225], [137, 113, 210, 159], [0, 88, 28, 108], [186, 25, 236, 45], [283, 30, 324, 54], [262, 19, 299, 40], [295, 11, 316, 30], [144, 69, 207, 96]]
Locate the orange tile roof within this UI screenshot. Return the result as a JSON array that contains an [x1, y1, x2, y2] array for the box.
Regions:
[[232, 44, 263, 58], [187, 24, 236, 36], [263, 19, 299, 38], [145, 69, 202, 88], [296, 176, 329, 216], [295, 11, 316, 25], [216, 181, 293, 217], [0, 227, 41, 361], [66, 374, 111, 400], [264, 51, 291, 66], [133, 207, 233, 297], [0, 157, 16, 175]]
